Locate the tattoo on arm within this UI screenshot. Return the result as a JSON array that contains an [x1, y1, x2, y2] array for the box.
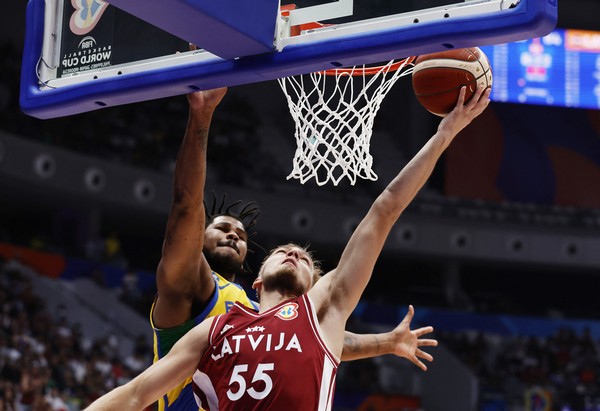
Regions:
[[344, 333, 383, 358], [343, 334, 359, 354]]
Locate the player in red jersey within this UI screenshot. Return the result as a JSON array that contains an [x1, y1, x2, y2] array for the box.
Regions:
[[151, 84, 438, 411], [194, 290, 339, 410], [85, 85, 490, 411]]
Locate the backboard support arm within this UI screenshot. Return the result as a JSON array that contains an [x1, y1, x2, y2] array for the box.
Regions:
[[286, 0, 354, 27]]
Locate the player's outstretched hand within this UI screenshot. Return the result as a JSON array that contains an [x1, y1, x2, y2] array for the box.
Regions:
[[187, 87, 227, 112], [186, 44, 227, 111], [389, 305, 437, 371], [437, 85, 491, 138]]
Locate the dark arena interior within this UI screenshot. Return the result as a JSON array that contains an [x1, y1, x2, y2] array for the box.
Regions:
[[1, 1, 600, 410]]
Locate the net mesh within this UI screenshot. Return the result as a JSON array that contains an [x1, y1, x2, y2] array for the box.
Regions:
[[278, 58, 414, 186]]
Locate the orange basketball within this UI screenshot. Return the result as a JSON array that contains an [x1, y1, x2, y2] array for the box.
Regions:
[[411, 47, 493, 117]]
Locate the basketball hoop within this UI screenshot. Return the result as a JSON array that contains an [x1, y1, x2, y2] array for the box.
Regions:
[[278, 57, 415, 186]]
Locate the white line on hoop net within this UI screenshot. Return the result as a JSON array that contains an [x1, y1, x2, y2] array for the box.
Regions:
[[278, 59, 414, 186]]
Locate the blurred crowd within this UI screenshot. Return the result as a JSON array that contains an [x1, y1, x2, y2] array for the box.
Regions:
[[441, 328, 600, 410], [0, 257, 152, 411], [3, 247, 600, 411]]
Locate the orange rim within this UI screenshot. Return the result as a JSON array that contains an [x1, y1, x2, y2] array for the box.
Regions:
[[322, 56, 417, 76]]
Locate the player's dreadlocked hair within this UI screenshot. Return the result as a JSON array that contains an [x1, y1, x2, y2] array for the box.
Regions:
[[204, 191, 262, 273]]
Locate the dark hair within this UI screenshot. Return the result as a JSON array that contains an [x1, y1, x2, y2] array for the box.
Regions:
[[204, 191, 260, 231], [204, 192, 262, 273]]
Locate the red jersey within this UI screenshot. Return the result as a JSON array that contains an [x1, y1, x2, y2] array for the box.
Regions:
[[192, 294, 339, 411]]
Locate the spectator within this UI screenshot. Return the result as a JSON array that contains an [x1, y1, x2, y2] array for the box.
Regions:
[[117, 271, 142, 309], [45, 387, 69, 411]]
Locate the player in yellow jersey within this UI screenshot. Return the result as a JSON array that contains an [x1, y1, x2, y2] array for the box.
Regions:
[[151, 87, 437, 411]]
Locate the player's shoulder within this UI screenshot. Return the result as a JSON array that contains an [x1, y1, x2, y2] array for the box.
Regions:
[[213, 272, 242, 289], [212, 272, 259, 310]]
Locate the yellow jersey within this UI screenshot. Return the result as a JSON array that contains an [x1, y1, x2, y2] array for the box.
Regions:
[[150, 272, 259, 411]]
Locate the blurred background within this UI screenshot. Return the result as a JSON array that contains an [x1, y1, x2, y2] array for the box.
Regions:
[[1, 1, 600, 410]]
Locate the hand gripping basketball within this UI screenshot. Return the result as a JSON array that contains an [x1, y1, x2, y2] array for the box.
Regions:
[[412, 47, 493, 117]]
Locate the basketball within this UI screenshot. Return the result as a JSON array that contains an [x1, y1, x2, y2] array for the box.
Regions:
[[411, 47, 493, 117]]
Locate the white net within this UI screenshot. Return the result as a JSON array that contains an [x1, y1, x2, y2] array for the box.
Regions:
[[278, 59, 414, 186]]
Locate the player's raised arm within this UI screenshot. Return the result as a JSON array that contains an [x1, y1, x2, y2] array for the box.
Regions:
[[153, 88, 227, 328], [341, 305, 437, 370], [310, 86, 490, 347], [84, 317, 214, 411]]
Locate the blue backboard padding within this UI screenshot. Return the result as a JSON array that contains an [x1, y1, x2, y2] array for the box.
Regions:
[[20, 0, 557, 119], [106, 0, 279, 59]]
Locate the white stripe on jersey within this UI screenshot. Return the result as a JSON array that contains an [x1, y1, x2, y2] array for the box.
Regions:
[[208, 315, 224, 346], [192, 370, 218, 411], [304, 294, 340, 365], [318, 354, 337, 411]]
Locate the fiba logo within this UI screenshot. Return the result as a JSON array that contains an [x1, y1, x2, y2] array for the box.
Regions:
[[62, 36, 111, 70], [275, 303, 299, 321], [70, 0, 109, 35], [78, 36, 97, 50]]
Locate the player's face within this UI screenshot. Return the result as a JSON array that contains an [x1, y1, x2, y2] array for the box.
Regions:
[[203, 216, 248, 268], [259, 245, 314, 295]]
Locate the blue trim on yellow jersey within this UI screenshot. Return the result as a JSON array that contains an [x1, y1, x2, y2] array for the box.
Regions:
[[192, 274, 222, 325], [152, 271, 258, 411]]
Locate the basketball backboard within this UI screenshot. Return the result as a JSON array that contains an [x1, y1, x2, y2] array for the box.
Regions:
[[20, 0, 557, 119]]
